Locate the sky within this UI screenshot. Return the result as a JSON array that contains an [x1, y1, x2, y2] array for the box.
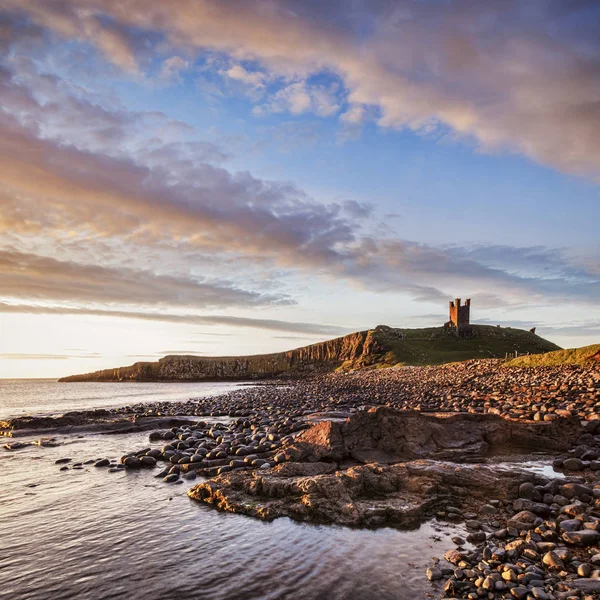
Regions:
[[0, 0, 599, 378]]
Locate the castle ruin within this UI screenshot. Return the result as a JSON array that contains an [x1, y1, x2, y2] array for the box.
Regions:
[[448, 298, 471, 331]]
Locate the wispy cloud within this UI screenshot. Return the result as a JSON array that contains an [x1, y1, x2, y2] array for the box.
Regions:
[[0, 303, 351, 336], [159, 56, 190, 83], [254, 80, 340, 118], [0, 353, 101, 360], [0, 250, 288, 309]]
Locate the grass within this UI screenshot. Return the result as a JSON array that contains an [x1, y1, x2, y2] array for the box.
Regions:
[[369, 324, 561, 367], [504, 343, 600, 367]]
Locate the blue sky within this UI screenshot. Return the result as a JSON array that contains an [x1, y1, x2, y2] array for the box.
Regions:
[[0, 0, 599, 377]]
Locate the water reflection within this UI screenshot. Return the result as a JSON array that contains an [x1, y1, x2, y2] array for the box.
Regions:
[[1, 429, 467, 600]]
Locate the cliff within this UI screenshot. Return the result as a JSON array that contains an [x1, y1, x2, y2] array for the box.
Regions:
[[59, 324, 561, 382]]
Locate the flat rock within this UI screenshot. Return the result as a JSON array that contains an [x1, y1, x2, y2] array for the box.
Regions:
[[188, 459, 547, 528]]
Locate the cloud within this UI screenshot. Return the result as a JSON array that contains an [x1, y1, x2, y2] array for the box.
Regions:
[[0, 303, 352, 336], [255, 80, 340, 117], [0, 14, 599, 321], [0, 58, 356, 269], [340, 104, 366, 126], [159, 56, 190, 82], [0, 73, 598, 312], [159, 350, 204, 355], [537, 323, 600, 339], [224, 64, 266, 88], [0, 250, 289, 309], [5, 0, 600, 177], [0, 353, 101, 360], [0, 59, 598, 312]]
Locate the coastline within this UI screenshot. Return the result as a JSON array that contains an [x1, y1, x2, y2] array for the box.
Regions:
[[3, 359, 600, 599]]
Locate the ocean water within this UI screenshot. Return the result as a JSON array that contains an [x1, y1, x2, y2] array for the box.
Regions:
[[0, 381, 467, 600], [0, 379, 251, 419]]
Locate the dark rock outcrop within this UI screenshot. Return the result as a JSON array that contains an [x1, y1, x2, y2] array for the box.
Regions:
[[188, 407, 581, 527], [282, 407, 581, 464], [0, 413, 196, 437]]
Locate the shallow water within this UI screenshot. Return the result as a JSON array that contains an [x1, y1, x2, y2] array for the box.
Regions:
[[514, 459, 565, 479], [0, 379, 250, 418], [0, 428, 468, 600], [0, 381, 472, 600]]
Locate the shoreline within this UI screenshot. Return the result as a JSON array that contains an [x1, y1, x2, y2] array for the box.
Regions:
[[3, 359, 600, 598]]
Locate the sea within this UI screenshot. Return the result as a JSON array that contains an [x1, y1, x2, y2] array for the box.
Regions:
[[0, 379, 467, 600]]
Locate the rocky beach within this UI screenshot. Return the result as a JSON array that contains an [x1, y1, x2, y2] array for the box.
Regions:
[[3, 358, 600, 599]]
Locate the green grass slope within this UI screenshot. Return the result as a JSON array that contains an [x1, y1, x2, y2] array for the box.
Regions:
[[504, 343, 600, 367], [366, 324, 561, 367]]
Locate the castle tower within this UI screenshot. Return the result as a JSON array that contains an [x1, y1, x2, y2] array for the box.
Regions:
[[449, 297, 471, 331]]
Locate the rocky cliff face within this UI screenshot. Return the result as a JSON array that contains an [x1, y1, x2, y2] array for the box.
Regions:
[[59, 324, 560, 382], [59, 328, 384, 382]]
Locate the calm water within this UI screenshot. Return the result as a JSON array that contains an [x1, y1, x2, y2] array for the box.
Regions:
[[0, 379, 251, 418], [0, 381, 468, 600]]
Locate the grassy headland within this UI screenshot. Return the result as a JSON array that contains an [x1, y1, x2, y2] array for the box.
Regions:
[[59, 324, 560, 382]]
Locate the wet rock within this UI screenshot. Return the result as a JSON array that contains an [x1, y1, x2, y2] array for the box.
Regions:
[[510, 585, 530, 599], [479, 504, 497, 515], [466, 531, 485, 543], [542, 550, 564, 569], [578, 563, 592, 577], [560, 483, 593, 499], [426, 567, 443, 581], [560, 519, 582, 532], [188, 460, 547, 528], [518, 482, 536, 499], [155, 467, 171, 478], [562, 530, 600, 546], [563, 457, 584, 471], [508, 510, 538, 531], [123, 457, 142, 469], [3, 441, 31, 450], [566, 579, 600, 594]]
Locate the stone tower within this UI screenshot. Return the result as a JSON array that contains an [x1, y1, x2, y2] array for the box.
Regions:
[[449, 298, 471, 331]]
